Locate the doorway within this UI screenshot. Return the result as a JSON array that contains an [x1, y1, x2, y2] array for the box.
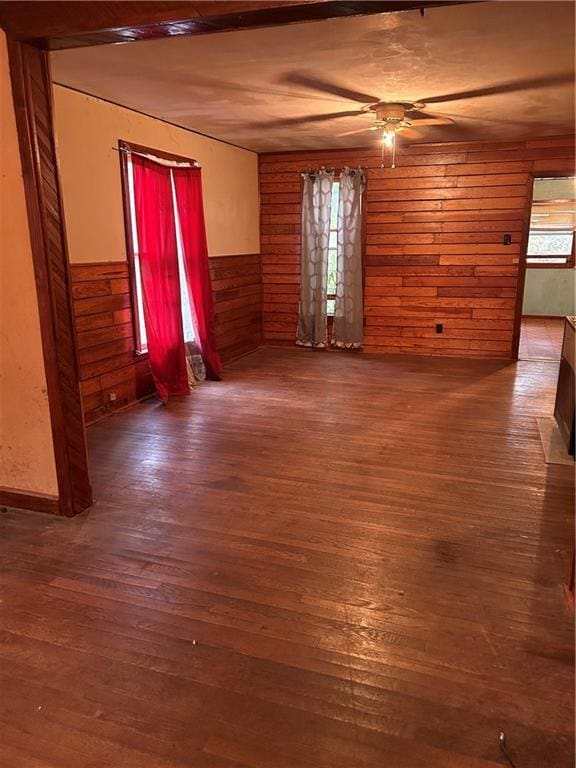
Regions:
[[518, 175, 575, 362]]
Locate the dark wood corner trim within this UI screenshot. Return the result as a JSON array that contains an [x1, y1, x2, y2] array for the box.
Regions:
[[0, 487, 60, 516], [7, 40, 92, 516], [511, 178, 535, 360]]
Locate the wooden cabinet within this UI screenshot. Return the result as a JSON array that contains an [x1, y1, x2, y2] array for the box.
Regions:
[[554, 316, 575, 456]]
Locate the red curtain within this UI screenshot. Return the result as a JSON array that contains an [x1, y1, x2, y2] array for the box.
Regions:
[[132, 155, 189, 402], [173, 167, 222, 380]]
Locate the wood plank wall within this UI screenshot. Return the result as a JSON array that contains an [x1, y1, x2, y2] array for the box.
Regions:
[[71, 262, 155, 424], [259, 135, 575, 358], [71, 253, 262, 423], [211, 253, 262, 363]]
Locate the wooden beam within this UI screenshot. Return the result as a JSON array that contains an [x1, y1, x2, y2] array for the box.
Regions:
[[0, 1, 480, 50], [0, 1, 319, 40]]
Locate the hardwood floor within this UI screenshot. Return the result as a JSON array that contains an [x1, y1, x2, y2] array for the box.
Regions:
[[519, 316, 565, 362], [0, 349, 573, 768]]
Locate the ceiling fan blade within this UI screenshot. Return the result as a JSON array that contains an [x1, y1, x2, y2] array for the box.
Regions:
[[183, 75, 350, 104], [405, 121, 478, 142], [420, 72, 573, 105], [252, 110, 364, 129], [448, 123, 485, 138], [278, 72, 381, 104], [401, 127, 426, 141], [337, 126, 375, 137], [432, 111, 533, 127], [410, 117, 454, 126], [407, 109, 454, 125]]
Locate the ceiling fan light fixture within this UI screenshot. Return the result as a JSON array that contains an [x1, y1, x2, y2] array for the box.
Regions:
[[381, 126, 397, 168], [382, 128, 395, 147]]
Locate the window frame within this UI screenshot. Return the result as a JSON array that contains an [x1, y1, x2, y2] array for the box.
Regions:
[[525, 175, 576, 270], [526, 228, 575, 269], [118, 139, 199, 356], [326, 179, 340, 318]]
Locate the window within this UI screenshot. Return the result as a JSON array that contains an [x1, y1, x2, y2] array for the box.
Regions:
[[297, 168, 365, 349], [527, 230, 574, 263], [526, 177, 575, 268], [122, 147, 196, 353], [327, 180, 340, 316]]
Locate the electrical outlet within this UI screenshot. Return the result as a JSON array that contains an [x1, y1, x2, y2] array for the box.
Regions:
[[108, 391, 117, 403], [435, 323, 443, 334]]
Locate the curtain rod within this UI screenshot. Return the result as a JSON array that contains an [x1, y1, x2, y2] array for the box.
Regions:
[[300, 165, 364, 176], [113, 146, 200, 169]]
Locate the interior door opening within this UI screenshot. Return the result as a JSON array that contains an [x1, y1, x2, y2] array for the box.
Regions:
[[518, 175, 575, 362]]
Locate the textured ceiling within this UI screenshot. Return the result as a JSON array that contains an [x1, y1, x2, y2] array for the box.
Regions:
[[51, 1, 575, 152]]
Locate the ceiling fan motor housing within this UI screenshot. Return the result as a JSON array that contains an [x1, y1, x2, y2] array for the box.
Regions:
[[369, 102, 424, 131], [374, 102, 405, 120]]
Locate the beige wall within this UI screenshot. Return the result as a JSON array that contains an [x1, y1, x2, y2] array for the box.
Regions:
[[0, 31, 58, 497], [52, 86, 260, 264]]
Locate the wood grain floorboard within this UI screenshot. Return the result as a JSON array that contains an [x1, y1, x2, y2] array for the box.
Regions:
[[519, 316, 564, 362], [0, 349, 573, 767]]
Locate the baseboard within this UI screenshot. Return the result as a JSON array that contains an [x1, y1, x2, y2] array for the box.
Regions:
[[0, 486, 59, 515]]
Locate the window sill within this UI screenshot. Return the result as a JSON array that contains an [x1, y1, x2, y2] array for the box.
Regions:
[[526, 262, 574, 269]]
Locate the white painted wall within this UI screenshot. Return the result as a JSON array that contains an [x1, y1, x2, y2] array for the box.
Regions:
[[523, 268, 575, 316]]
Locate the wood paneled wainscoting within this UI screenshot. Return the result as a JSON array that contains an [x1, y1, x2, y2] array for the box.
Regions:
[[71, 253, 262, 423], [71, 261, 154, 424], [259, 135, 575, 358], [211, 253, 262, 363]]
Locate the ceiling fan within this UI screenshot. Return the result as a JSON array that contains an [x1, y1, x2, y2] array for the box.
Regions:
[[259, 71, 573, 167], [341, 101, 451, 167]]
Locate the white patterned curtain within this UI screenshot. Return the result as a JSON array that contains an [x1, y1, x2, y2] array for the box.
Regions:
[[332, 167, 366, 349], [296, 169, 334, 347]]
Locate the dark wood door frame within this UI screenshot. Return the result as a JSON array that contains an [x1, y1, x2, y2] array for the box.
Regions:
[[7, 40, 92, 516], [511, 169, 575, 361]]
